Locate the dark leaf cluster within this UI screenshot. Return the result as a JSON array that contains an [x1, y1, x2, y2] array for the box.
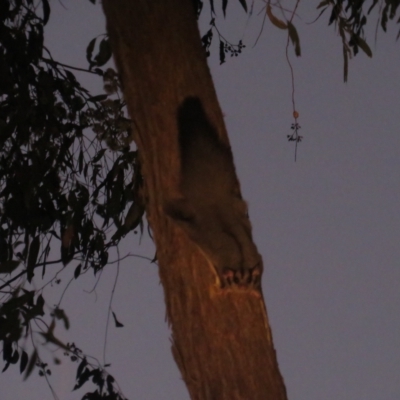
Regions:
[[0, 290, 44, 373], [367, 0, 400, 33], [319, 0, 400, 80], [69, 345, 127, 400], [86, 36, 113, 71], [0, 1, 141, 282], [201, 18, 246, 63], [0, 0, 142, 396], [219, 39, 246, 64]]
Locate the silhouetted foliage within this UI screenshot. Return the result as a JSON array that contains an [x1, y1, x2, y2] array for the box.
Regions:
[[318, 0, 400, 80], [0, 0, 141, 398]]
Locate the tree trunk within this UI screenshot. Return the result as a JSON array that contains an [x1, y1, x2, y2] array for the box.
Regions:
[[101, 1, 288, 399]]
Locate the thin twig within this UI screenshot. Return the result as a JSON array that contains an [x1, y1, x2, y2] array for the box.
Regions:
[[283, 0, 302, 161]]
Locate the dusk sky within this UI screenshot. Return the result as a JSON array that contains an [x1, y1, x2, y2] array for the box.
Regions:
[[1, 1, 400, 399]]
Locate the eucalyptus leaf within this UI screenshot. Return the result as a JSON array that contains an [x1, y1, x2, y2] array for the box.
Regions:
[[267, 4, 287, 30], [288, 21, 301, 56]]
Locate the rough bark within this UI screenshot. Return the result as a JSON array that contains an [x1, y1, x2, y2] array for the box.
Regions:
[[101, 1, 288, 399]]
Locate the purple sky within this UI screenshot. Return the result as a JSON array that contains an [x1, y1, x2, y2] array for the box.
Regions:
[[1, 1, 400, 399]]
